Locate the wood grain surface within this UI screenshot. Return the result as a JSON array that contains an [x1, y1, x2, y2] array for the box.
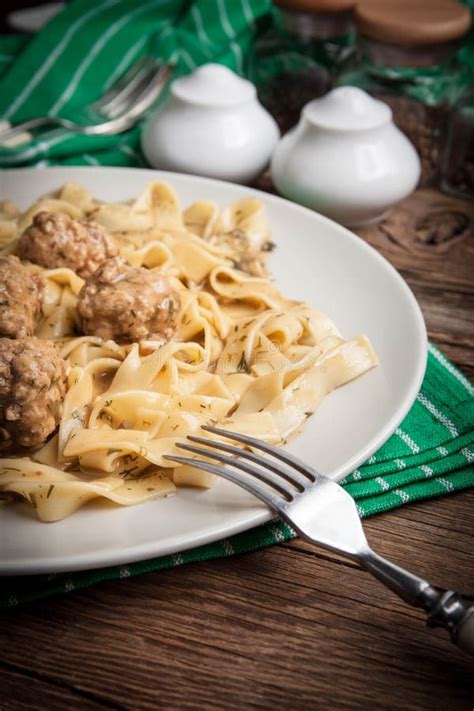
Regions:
[[1, 188, 473, 711]]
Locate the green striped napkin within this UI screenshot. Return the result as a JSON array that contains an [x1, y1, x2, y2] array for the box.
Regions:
[[1, 345, 472, 608], [0, 0, 276, 167], [0, 0, 472, 607]]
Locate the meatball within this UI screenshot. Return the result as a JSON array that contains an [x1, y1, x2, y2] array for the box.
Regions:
[[0, 255, 44, 338], [17, 211, 118, 278], [0, 337, 68, 449], [77, 257, 181, 343]]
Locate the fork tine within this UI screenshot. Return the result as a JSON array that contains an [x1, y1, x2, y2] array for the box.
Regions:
[[163, 454, 284, 511], [202, 425, 316, 481], [92, 55, 156, 114], [175, 442, 294, 500], [187, 435, 306, 492]]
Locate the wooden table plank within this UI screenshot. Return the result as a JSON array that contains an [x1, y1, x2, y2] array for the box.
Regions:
[[1, 492, 473, 710], [354, 188, 474, 379], [1, 187, 473, 711]]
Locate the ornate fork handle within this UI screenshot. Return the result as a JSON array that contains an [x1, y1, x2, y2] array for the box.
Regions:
[[362, 549, 474, 653], [166, 425, 474, 656]]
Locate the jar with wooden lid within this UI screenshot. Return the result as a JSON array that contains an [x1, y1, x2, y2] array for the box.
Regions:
[[251, 0, 356, 134], [337, 0, 472, 185]]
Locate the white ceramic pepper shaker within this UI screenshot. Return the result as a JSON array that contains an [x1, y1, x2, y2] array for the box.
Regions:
[[271, 86, 421, 226], [141, 64, 280, 184]]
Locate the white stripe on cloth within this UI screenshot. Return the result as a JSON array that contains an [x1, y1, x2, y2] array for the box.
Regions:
[[221, 539, 234, 555], [461, 448, 474, 464], [375, 476, 390, 491], [240, 0, 254, 24], [393, 489, 410, 503], [395, 428, 420, 454], [428, 343, 474, 396], [4, 0, 122, 120], [191, 5, 212, 48], [230, 41, 244, 75], [83, 153, 100, 166], [217, 0, 235, 39], [270, 522, 285, 542], [118, 143, 145, 165], [102, 34, 148, 92], [420, 464, 433, 477], [179, 49, 197, 72], [416, 392, 459, 438], [50, 0, 166, 117], [436, 477, 454, 492]]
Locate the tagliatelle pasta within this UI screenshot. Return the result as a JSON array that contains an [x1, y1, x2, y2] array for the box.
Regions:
[[0, 181, 378, 522]]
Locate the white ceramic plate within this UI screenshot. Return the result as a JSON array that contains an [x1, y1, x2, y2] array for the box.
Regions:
[[0, 167, 427, 575]]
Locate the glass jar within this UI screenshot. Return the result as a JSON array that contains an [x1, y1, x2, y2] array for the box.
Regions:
[[440, 82, 474, 198], [272, 0, 356, 71], [251, 0, 356, 134], [337, 0, 472, 186]]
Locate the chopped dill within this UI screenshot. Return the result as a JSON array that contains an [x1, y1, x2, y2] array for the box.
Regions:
[[236, 352, 248, 373]]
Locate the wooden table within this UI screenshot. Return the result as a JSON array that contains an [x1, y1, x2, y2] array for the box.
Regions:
[[2, 189, 473, 711]]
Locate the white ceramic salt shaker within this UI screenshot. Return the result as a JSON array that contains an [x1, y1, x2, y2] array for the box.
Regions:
[[271, 86, 421, 227], [141, 64, 280, 184]]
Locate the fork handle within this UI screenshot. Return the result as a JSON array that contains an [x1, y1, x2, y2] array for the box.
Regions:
[[454, 608, 474, 654], [0, 117, 56, 139], [361, 549, 474, 654]]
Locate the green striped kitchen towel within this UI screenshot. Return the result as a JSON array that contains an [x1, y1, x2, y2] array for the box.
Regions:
[[1, 344, 472, 608], [0, 0, 277, 167], [0, 0, 472, 606]]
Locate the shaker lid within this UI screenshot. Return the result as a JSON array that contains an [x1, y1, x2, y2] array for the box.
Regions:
[[303, 86, 391, 130], [355, 0, 471, 46], [171, 63, 255, 107], [273, 0, 355, 12]]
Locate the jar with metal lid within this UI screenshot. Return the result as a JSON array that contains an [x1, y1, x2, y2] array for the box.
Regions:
[[251, 0, 356, 134], [337, 0, 472, 185]]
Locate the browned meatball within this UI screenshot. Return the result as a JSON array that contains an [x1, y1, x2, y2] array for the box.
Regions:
[[77, 257, 180, 343], [0, 255, 44, 338], [17, 211, 118, 278], [0, 337, 68, 449]]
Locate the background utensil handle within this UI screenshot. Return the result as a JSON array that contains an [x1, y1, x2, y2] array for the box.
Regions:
[[361, 549, 474, 655]]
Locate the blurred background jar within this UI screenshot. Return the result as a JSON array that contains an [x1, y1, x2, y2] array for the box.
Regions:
[[251, 0, 356, 134], [440, 70, 474, 198], [337, 0, 472, 186]]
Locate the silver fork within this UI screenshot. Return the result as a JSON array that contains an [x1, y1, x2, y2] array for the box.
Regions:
[[165, 425, 474, 655], [0, 56, 173, 142]]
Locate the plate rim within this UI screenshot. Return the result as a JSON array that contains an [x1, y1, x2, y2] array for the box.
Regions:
[[0, 166, 427, 575]]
